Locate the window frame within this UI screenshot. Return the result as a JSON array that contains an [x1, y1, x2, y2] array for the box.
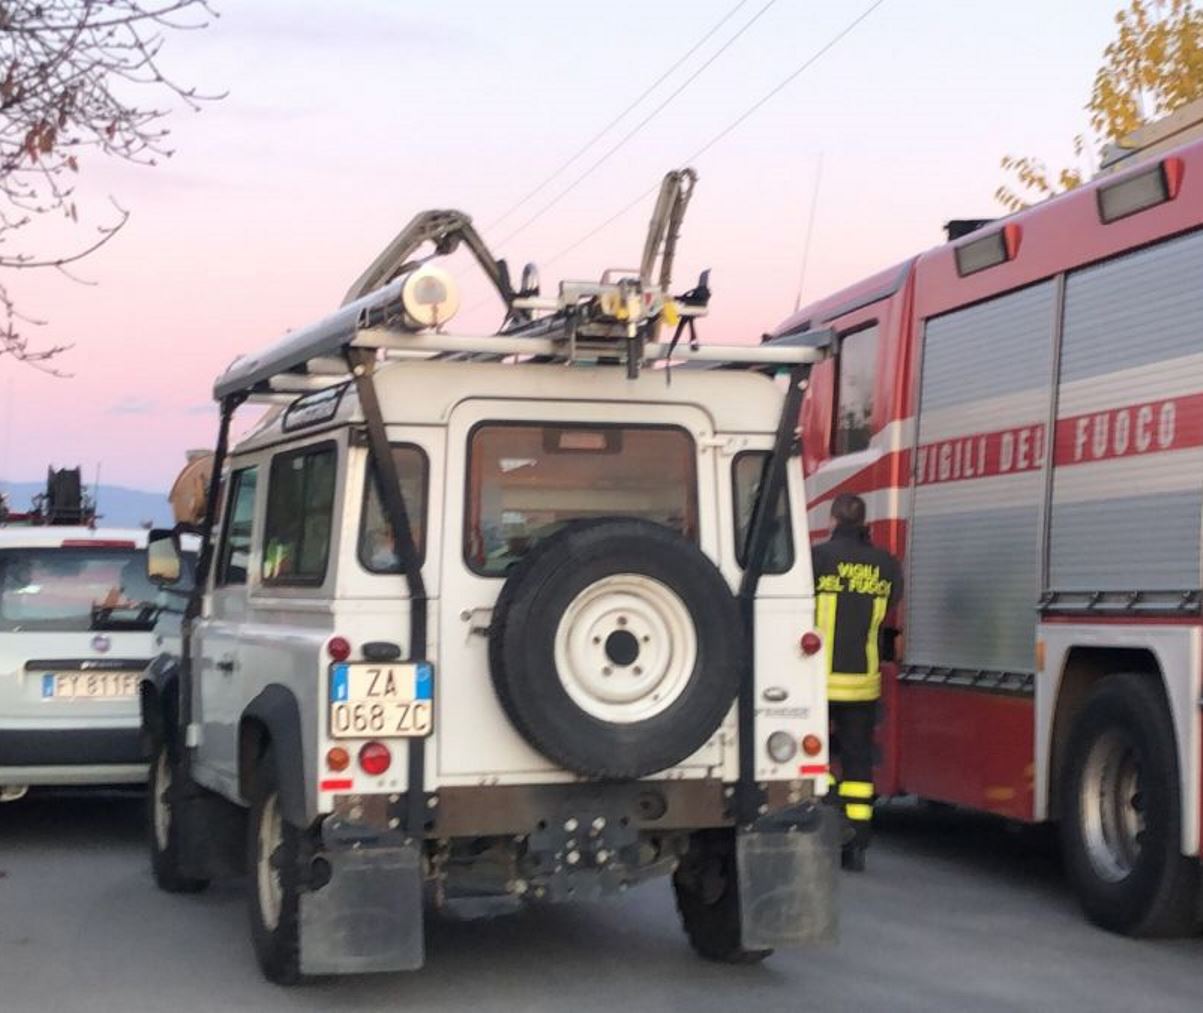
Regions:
[[357, 442, 430, 574], [462, 419, 699, 578], [214, 463, 258, 588], [831, 321, 879, 457], [731, 450, 795, 575], [261, 440, 339, 588]]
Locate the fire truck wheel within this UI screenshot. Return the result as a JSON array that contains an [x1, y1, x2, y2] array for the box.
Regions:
[[248, 749, 305, 985], [673, 829, 771, 964], [147, 740, 209, 894], [1059, 672, 1201, 937], [489, 518, 743, 779]]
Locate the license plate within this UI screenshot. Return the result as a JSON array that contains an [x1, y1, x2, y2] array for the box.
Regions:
[[328, 662, 433, 739], [42, 671, 139, 701]]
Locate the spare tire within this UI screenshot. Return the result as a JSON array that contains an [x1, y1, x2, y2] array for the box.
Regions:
[[489, 518, 744, 779]]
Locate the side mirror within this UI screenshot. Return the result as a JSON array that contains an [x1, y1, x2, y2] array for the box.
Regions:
[[147, 528, 183, 586]]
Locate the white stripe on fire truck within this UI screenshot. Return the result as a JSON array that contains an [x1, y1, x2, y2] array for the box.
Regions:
[[1052, 445, 1203, 505], [918, 388, 1047, 444], [1057, 349, 1203, 415]]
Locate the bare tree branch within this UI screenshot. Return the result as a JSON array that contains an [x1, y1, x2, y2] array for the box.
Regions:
[[0, 0, 219, 368]]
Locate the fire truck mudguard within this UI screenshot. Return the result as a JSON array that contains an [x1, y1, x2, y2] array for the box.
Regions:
[[488, 518, 743, 780]]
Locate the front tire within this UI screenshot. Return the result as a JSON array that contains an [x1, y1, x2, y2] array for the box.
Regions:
[[248, 750, 305, 985], [673, 830, 771, 965], [147, 741, 209, 894], [1060, 673, 1200, 937]]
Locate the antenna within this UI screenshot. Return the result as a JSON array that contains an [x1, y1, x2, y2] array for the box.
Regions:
[[92, 462, 101, 528], [794, 152, 824, 314]]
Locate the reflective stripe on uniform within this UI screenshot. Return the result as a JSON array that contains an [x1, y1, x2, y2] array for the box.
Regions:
[[828, 671, 881, 702], [838, 780, 874, 800], [845, 803, 874, 822]]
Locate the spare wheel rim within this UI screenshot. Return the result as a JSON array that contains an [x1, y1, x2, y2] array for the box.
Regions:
[[554, 573, 698, 724], [257, 791, 285, 930]]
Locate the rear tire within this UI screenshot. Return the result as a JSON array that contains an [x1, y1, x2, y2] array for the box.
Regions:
[[147, 740, 209, 894], [673, 830, 771, 965], [248, 750, 305, 985], [1059, 672, 1200, 937]]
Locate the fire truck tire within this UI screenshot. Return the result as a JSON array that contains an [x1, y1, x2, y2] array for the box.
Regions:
[[248, 749, 305, 985], [147, 741, 209, 894], [1059, 672, 1201, 937], [489, 518, 743, 780], [673, 829, 771, 964]]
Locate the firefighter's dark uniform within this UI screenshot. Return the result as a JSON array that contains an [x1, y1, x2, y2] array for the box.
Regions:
[[811, 523, 902, 867]]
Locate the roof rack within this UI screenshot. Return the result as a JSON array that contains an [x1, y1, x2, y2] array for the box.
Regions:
[[214, 169, 826, 403]]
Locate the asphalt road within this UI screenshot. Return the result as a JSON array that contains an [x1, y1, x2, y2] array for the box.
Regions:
[[0, 792, 1198, 1012]]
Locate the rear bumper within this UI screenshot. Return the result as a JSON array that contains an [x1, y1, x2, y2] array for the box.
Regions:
[[0, 724, 143, 782]]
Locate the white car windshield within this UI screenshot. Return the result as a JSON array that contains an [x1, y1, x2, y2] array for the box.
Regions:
[[0, 546, 163, 632]]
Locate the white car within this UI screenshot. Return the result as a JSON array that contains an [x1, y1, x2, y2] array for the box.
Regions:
[[142, 191, 837, 985], [0, 526, 189, 800]]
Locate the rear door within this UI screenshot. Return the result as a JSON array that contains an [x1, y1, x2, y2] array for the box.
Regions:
[[436, 399, 719, 783]]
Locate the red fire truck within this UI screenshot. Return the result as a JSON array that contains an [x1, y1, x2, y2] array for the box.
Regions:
[[772, 125, 1203, 937]]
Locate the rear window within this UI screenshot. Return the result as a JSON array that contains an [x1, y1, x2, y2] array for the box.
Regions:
[[466, 423, 697, 576], [0, 547, 162, 632], [358, 444, 429, 572], [732, 452, 794, 574]]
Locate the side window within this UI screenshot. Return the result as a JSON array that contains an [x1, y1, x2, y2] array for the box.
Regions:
[[833, 324, 878, 455], [732, 452, 794, 574], [262, 444, 337, 586], [358, 445, 429, 572], [215, 466, 258, 587], [466, 423, 697, 577]]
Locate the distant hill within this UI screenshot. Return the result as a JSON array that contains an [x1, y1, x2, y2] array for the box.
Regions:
[[0, 480, 170, 529]]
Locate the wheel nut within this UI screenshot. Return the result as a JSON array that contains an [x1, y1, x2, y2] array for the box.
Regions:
[[633, 666, 643, 676], [596, 849, 610, 864], [617, 616, 627, 627], [567, 850, 581, 865], [591, 816, 607, 832], [603, 666, 613, 676], [564, 817, 579, 832]]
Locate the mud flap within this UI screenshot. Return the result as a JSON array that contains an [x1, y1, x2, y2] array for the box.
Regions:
[[299, 842, 425, 975], [736, 803, 838, 949]]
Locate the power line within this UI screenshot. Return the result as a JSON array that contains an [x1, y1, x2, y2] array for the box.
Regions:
[[486, 0, 753, 233], [494, 0, 780, 250], [545, 0, 889, 268]]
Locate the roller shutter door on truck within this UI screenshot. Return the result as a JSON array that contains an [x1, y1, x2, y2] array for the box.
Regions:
[[909, 282, 1056, 674], [1048, 228, 1203, 596]]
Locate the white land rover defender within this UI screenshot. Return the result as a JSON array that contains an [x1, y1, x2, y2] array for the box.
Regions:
[[0, 470, 190, 800], [142, 175, 837, 984]]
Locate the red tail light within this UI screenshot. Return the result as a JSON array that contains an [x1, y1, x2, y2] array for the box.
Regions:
[[358, 741, 391, 776], [799, 632, 822, 656], [802, 734, 823, 757], [327, 636, 352, 662]]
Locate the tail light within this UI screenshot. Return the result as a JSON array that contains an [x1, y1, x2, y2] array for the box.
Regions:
[[325, 746, 350, 772], [327, 636, 352, 662], [802, 734, 823, 757], [358, 741, 391, 776], [799, 632, 822, 656]]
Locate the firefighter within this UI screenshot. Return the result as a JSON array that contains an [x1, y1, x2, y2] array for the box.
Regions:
[[812, 492, 903, 872]]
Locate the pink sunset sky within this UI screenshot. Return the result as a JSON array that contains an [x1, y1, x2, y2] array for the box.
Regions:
[[1, 0, 1114, 493]]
